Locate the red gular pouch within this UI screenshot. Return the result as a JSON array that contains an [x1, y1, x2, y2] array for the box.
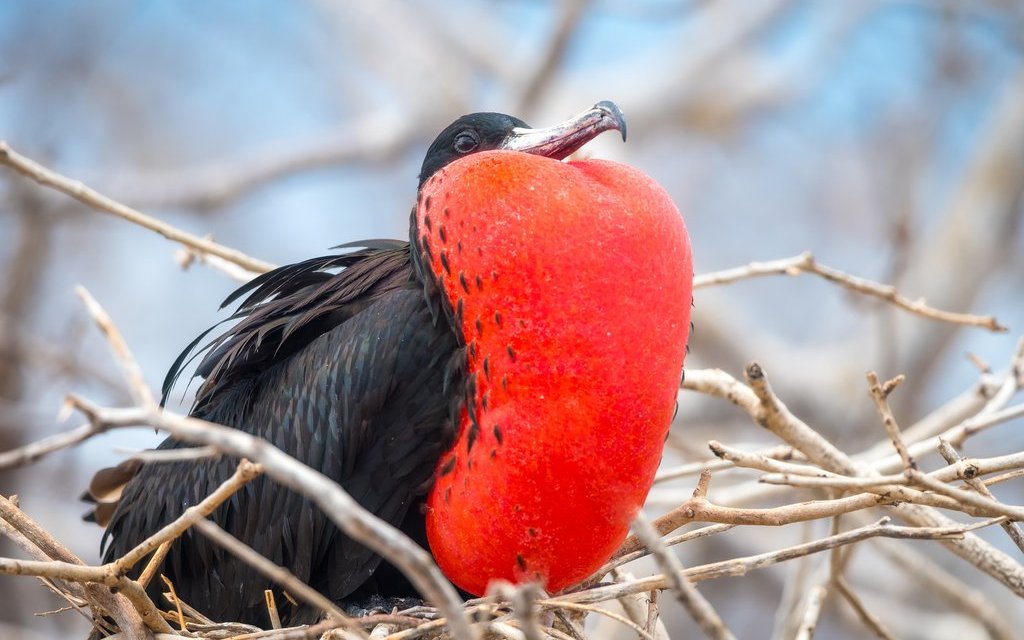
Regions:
[[417, 151, 692, 596]]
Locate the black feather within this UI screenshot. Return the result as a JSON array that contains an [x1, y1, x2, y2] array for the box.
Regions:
[[102, 242, 464, 627]]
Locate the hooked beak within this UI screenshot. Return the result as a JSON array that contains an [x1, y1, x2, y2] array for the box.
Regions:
[[500, 100, 627, 160]]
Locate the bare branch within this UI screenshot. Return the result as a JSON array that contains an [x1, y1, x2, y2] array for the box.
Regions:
[[792, 585, 827, 640], [0, 141, 274, 273], [113, 459, 262, 574], [0, 495, 167, 637], [565, 517, 991, 606], [693, 252, 1006, 332], [192, 518, 366, 638], [939, 439, 1024, 554], [833, 578, 895, 640], [631, 513, 735, 640]]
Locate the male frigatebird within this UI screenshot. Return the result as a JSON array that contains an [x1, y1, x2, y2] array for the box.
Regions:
[[86, 101, 693, 629]]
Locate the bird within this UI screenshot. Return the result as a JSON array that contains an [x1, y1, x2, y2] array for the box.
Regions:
[[84, 100, 693, 630]]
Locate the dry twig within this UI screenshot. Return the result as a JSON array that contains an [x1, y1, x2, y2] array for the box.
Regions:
[[0, 141, 273, 274], [693, 252, 1006, 332], [631, 513, 735, 640]]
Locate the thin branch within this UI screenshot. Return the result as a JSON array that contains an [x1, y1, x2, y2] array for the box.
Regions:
[[865, 372, 914, 469], [681, 364, 1024, 596], [631, 513, 735, 640], [192, 518, 367, 639], [563, 517, 991, 606], [601, 524, 735, 575], [868, 535, 1016, 640], [487, 582, 543, 640], [0, 141, 274, 273], [0, 420, 109, 470], [75, 286, 156, 408], [538, 599, 656, 640], [833, 578, 895, 640], [792, 585, 827, 640], [866, 373, 1024, 523], [693, 252, 1006, 332], [113, 459, 263, 574], [66, 396, 476, 640], [745, 362, 859, 475], [0, 495, 164, 637]]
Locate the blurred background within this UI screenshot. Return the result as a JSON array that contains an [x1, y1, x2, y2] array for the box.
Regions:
[[1, 1, 1023, 638]]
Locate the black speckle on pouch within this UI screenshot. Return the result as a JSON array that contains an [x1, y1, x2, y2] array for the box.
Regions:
[[439, 456, 456, 476]]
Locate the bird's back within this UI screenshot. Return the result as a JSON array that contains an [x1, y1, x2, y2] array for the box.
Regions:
[[95, 243, 461, 626]]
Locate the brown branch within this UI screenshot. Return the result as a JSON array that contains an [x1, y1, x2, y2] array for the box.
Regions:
[[601, 524, 736, 576], [833, 578, 895, 640], [631, 513, 735, 640], [565, 517, 988, 606], [654, 444, 798, 483], [760, 449, 1024, 490], [0, 495, 167, 637], [0, 141, 274, 273], [65, 395, 476, 640], [75, 286, 157, 408], [792, 584, 827, 640], [693, 252, 1006, 332], [866, 372, 915, 469], [866, 373, 1024, 523], [0, 420, 109, 470], [868, 535, 1016, 640], [681, 363, 1024, 596], [538, 599, 655, 640], [113, 460, 263, 574], [745, 362, 860, 474], [103, 110, 425, 211], [192, 518, 366, 638], [937, 438, 1019, 548]]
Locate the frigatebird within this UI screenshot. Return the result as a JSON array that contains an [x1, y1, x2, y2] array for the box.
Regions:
[[86, 101, 693, 629]]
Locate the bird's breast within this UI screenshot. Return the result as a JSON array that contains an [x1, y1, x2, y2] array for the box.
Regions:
[[415, 151, 692, 595]]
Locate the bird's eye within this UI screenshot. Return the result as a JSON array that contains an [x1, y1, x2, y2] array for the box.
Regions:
[[453, 131, 479, 154]]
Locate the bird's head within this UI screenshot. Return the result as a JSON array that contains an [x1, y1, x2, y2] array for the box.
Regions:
[[417, 100, 627, 188]]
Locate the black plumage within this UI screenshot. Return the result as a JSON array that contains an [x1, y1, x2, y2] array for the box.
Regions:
[[101, 242, 462, 625]]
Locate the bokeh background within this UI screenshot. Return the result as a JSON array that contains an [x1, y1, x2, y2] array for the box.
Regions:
[[1, 1, 1023, 638]]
